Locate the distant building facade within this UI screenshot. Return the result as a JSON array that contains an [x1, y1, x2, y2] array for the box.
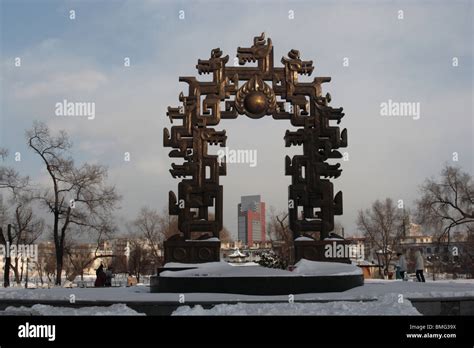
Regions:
[[237, 195, 266, 247]]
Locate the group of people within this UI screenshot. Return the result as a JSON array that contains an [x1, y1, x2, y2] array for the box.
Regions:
[[396, 249, 425, 282], [94, 264, 139, 287], [94, 264, 115, 287]]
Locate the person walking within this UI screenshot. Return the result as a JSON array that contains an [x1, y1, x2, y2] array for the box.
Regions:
[[94, 264, 106, 287], [415, 250, 426, 282], [397, 251, 407, 281]]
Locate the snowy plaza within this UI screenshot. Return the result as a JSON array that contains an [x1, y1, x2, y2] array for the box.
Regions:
[[0, 261, 473, 316]]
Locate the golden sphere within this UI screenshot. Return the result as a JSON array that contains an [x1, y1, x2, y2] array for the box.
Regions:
[[244, 91, 267, 116]]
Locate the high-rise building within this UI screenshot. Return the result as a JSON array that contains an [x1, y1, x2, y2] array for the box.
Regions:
[[237, 195, 266, 246]]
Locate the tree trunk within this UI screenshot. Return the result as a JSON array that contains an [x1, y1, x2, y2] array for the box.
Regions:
[[3, 257, 10, 288], [55, 229, 64, 285], [1, 225, 13, 288], [13, 258, 21, 284], [55, 248, 63, 286], [53, 208, 61, 285], [19, 260, 24, 284], [55, 211, 69, 286], [38, 266, 44, 286]]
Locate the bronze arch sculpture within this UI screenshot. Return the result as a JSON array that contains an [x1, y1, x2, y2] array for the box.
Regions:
[[163, 33, 347, 264]]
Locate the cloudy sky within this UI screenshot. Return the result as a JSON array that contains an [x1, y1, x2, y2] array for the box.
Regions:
[[0, 0, 472, 239]]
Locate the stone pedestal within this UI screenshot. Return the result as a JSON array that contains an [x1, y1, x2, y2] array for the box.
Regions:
[[152, 236, 365, 295], [164, 236, 220, 264], [294, 239, 352, 264], [151, 273, 364, 294]]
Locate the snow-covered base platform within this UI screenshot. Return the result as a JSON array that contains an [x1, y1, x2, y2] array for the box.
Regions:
[[1, 279, 474, 315], [150, 260, 364, 295]]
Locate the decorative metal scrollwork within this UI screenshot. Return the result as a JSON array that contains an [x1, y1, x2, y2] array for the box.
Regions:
[[164, 33, 347, 242]]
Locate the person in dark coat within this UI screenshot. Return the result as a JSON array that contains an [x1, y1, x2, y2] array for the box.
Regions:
[[397, 251, 407, 281], [94, 264, 106, 287]]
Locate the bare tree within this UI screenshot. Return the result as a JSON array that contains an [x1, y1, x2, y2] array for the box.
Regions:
[[64, 226, 116, 282], [267, 206, 294, 266], [35, 251, 56, 286], [0, 150, 43, 286], [357, 198, 405, 276], [461, 231, 474, 277], [219, 226, 233, 243], [127, 238, 152, 283], [131, 207, 233, 268], [0, 195, 13, 287], [26, 121, 121, 285], [0, 224, 13, 287], [0, 148, 29, 194], [64, 244, 96, 282], [416, 165, 473, 245], [9, 193, 44, 284], [131, 207, 172, 266]]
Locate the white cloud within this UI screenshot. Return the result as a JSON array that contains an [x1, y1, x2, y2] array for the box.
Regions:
[[13, 70, 108, 99]]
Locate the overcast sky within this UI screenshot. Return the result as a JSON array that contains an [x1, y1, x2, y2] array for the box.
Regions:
[[1, 0, 472, 239]]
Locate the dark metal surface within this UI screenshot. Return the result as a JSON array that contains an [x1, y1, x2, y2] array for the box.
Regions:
[[151, 274, 364, 295], [164, 33, 347, 262]]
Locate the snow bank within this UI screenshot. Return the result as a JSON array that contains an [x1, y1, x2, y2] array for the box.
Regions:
[[0, 278, 472, 304], [185, 237, 220, 242], [3, 303, 145, 316], [163, 261, 222, 268], [172, 294, 421, 316], [229, 262, 259, 267], [160, 262, 296, 278], [0, 284, 150, 301], [294, 236, 314, 241], [293, 259, 363, 276], [162, 260, 362, 278]]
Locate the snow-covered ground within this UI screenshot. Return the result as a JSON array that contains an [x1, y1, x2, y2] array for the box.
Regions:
[[0, 279, 472, 303], [0, 280, 472, 315], [172, 294, 421, 315], [293, 259, 362, 276], [0, 260, 472, 316], [2, 303, 144, 316]]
